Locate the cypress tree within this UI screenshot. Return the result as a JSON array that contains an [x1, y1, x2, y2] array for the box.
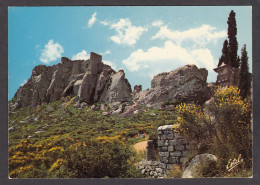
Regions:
[[218, 40, 229, 67], [238, 45, 251, 99], [227, 10, 239, 68]]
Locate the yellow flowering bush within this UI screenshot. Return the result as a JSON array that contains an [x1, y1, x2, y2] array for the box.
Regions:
[[174, 86, 252, 172], [174, 103, 209, 143], [207, 86, 252, 165]]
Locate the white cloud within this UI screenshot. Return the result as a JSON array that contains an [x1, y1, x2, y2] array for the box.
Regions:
[[122, 40, 216, 78], [100, 50, 111, 55], [40, 40, 64, 64], [152, 24, 226, 47], [109, 18, 147, 46], [151, 20, 164, 27], [103, 60, 117, 70], [100, 20, 110, 26], [88, 12, 97, 28], [72, 50, 90, 60]]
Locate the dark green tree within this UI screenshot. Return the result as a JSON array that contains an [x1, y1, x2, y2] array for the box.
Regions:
[[238, 45, 251, 99], [218, 40, 229, 67], [227, 10, 240, 68]]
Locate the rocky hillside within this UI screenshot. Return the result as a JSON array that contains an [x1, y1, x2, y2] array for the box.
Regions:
[[9, 52, 211, 112]]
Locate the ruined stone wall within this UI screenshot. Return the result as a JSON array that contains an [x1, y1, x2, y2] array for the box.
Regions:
[[157, 125, 188, 170], [138, 159, 165, 178], [138, 125, 189, 178]]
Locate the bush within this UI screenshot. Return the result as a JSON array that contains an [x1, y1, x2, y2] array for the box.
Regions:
[[174, 86, 252, 176]]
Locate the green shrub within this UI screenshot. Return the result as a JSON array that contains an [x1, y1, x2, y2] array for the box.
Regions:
[[174, 86, 252, 177]]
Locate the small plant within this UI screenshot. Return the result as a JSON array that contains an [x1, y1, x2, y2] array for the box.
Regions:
[[167, 164, 183, 178]]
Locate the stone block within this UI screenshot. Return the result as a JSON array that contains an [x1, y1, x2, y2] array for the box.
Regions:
[[159, 163, 166, 169], [141, 169, 146, 174], [158, 140, 164, 147], [178, 138, 188, 145], [162, 146, 168, 151], [161, 134, 167, 140], [164, 140, 169, 146], [163, 157, 169, 163], [170, 151, 182, 157], [164, 152, 169, 157], [153, 171, 158, 177], [169, 139, 177, 146], [155, 168, 163, 173], [168, 146, 174, 152], [159, 152, 164, 157], [168, 134, 174, 139], [175, 145, 185, 151]]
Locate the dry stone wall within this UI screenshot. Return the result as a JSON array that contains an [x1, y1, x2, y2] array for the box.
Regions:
[[138, 125, 189, 178], [158, 125, 188, 167]]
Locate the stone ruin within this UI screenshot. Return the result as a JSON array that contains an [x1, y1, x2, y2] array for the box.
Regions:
[[138, 125, 189, 178], [213, 63, 239, 87]]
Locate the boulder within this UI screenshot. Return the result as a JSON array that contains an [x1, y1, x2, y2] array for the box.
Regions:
[[182, 153, 218, 178], [134, 65, 210, 108]]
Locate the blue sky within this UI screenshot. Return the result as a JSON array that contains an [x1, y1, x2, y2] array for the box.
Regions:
[[8, 6, 252, 100]]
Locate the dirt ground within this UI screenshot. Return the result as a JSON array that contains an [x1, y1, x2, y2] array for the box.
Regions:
[[133, 140, 147, 152]]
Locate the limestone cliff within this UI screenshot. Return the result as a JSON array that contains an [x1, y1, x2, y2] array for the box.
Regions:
[[9, 53, 211, 112], [10, 52, 132, 110]]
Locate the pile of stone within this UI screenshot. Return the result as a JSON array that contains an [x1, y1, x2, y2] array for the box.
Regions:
[[138, 159, 165, 178]]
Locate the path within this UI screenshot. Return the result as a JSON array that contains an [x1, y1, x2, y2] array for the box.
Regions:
[[133, 140, 147, 152]]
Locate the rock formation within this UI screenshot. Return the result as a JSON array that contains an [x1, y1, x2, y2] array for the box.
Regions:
[[10, 53, 212, 112], [134, 64, 210, 108], [10, 52, 132, 110]]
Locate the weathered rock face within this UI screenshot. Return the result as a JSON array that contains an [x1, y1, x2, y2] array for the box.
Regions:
[[182, 153, 218, 178], [134, 65, 210, 108], [100, 70, 132, 105], [10, 52, 133, 110], [11, 54, 213, 112]]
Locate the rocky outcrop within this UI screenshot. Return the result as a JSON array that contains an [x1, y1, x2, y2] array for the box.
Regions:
[[10, 52, 133, 110], [134, 65, 210, 108], [182, 153, 218, 178], [10, 53, 212, 112], [100, 69, 132, 107]]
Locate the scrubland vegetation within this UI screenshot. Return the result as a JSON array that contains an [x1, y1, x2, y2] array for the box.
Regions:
[[8, 86, 252, 178]]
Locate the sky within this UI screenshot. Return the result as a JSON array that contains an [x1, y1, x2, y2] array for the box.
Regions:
[[8, 6, 252, 100]]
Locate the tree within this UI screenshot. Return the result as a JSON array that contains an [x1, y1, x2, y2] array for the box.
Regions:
[[238, 45, 251, 99], [227, 10, 240, 68], [218, 40, 229, 67]]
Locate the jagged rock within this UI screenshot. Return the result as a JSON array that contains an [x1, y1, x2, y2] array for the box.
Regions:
[[100, 70, 132, 104], [46, 57, 74, 102], [134, 65, 210, 108], [112, 107, 123, 115], [80, 102, 88, 109], [182, 153, 218, 178], [94, 68, 115, 102], [100, 103, 110, 111], [102, 112, 110, 116], [118, 104, 141, 118], [10, 52, 128, 110], [133, 85, 142, 95]]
